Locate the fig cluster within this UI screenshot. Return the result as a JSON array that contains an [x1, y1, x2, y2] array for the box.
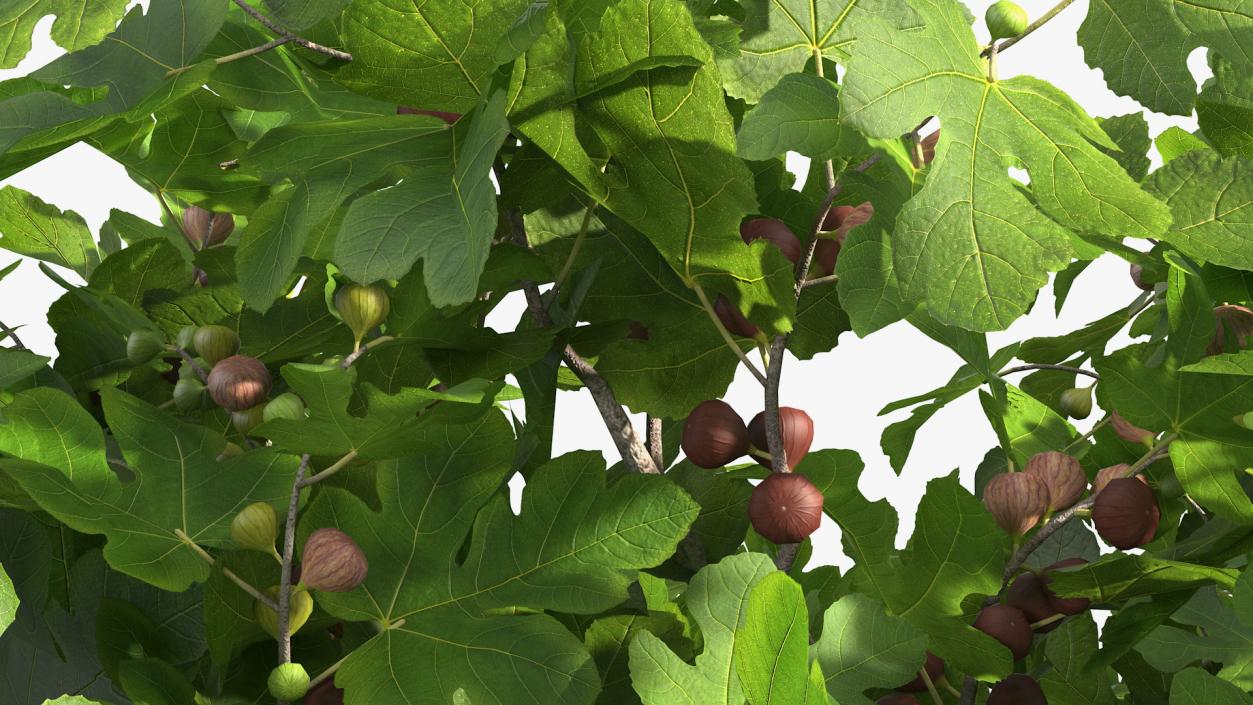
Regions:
[[984, 451, 1086, 535], [1004, 557, 1091, 632]]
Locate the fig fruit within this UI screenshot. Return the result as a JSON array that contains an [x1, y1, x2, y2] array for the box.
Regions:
[[301, 528, 369, 592], [126, 330, 164, 365], [1091, 463, 1138, 495], [987, 674, 1046, 705], [173, 378, 205, 412], [1207, 304, 1253, 356], [231, 502, 279, 557], [714, 294, 760, 339], [1004, 571, 1057, 626], [878, 695, 921, 705], [920, 129, 940, 165], [207, 355, 272, 412], [973, 604, 1033, 661], [740, 217, 801, 265], [812, 202, 876, 276], [1042, 558, 1090, 615], [1129, 263, 1154, 291], [182, 206, 234, 249], [983, 472, 1049, 536], [1110, 411, 1155, 446], [747, 407, 815, 470], [1023, 451, 1086, 512], [896, 651, 945, 692], [1093, 477, 1159, 549], [175, 325, 196, 351], [986, 0, 1029, 40], [681, 400, 749, 468], [217, 442, 244, 461], [747, 472, 824, 544], [397, 105, 462, 124], [267, 662, 310, 701], [264, 392, 306, 423], [304, 680, 346, 705], [193, 325, 240, 366], [1059, 386, 1093, 420], [335, 283, 391, 346], [255, 585, 313, 639], [231, 404, 266, 435]]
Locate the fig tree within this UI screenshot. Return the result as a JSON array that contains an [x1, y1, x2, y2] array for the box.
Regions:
[[1023, 451, 1086, 511], [255, 585, 313, 639], [747, 407, 815, 470], [267, 662, 310, 701], [207, 355, 272, 412], [986, 1, 1028, 40], [982, 472, 1049, 536], [263, 392, 306, 423], [301, 528, 369, 592], [182, 206, 234, 250], [193, 325, 240, 366], [740, 217, 801, 265], [1093, 477, 1159, 549], [681, 400, 749, 468], [747, 472, 824, 544], [896, 651, 945, 692], [714, 294, 760, 339], [335, 282, 391, 347], [987, 674, 1046, 705], [1059, 386, 1093, 419], [973, 603, 1033, 661], [230, 502, 279, 557], [1042, 558, 1091, 615], [126, 330, 164, 365]]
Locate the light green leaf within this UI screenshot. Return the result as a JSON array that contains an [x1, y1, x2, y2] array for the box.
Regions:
[[1170, 668, 1253, 705], [735, 572, 812, 705], [736, 73, 845, 161], [0, 0, 128, 68], [42, 697, 116, 705], [842, 0, 1170, 331], [1139, 585, 1253, 689], [586, 611, 691, 705], [0, 349, 50, 391], [812, 593, 927, 705], [0, 388, 113, 496], [1168, 0, 1253, 78], [0, 186, 99, 277], [1147, 151, 1253, 272], [630, 552, 777, 705], [262, 0, 353, 29], [117, 658, 196, 705], [1049, 555, 1239, 604], [1098, 113, 1153, 181], [1198, 55, 1253, 158], [1040, 615, 1117, 705], [0, 560, 14, 637], [1182, 350, 1253, 375], [1078, 0, 1196, 115], [981, 384, 1077, 467], [1157, 126, 1211, 164]]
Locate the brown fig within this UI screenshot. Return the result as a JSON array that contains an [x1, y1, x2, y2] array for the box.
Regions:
[[987, 674, 1046, 705], [821, 202, 875, 240], [1110, 411, 1155, 446], [1023, 451, 1086, 511], [1091, 463, 1139, 495], [1207, 304, 1253, 356], [973, 604, 1033, 661], [303, 680, 346, 705], [920, 129, 940, 165], [813, 238, 841, 278], [1043, 558, 1091, 615], [1003, 571, 1057, 627], [1129, 262, 1154, 291], [207, 355, 272, 412], [878, 695, 921, 705], [747, 473, 824, 544], [714, 294, 760, 339], [1093, 477, 1159, 549], [681, 400, 750, 469], [397, 105, 462, 124], [983, 472, 1049, 537], [182, 206, 235, 249], [747, 407, 815, 470], [896, 651, 945, 692], [740, 217, 801, 265], [300, 528, 369, 592]]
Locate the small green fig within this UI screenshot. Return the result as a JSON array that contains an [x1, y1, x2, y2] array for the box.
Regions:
[[264, 393, 306, 423], [207, 355, 272, 411], [231, 404, 266, 435], [230, 502, 279, 558], [1059, 386, 1093, 419], [175, 325, 197, 351], [268, 662, 310, 701], [300, 528, 369, 592], [255, 585, 314, 639], [193, 325, 240, 366], [126, 330, 164, 365], [986, 0, 1028, 40], [334, 283, 390, 347], [173, 378, 205, 412]]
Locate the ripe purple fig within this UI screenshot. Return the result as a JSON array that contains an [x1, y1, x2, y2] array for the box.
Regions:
[[747, 407, 815, 470], [987, 674, 1046, 705], [1129, 263, 1154, 291], [182, 206, 234, 249], [973, 604, 1033, 661], [1207, 304, 1253, 356], [1110, 411, 1155, 446], [681, 400, 749, 468], [1059, 386, 1093, 419], [878, 695, 921, 705], [714, 294, 760, 339], [1093, 477, 1159, 549], [1043, 558, 1091, 615], [1091, 463, 1137, 495], [397, 105, 462, 124], [747, 473, 824, 544], [740, 217, 801, 265], [983, 472, 1049, 537], [304, 680, 346, 705], [207, 355, 272, 412], [1023, 451, 1086, 511], [300, 528, 369, 593], [1004, 571, 1057, 627], [193, 324, 241, 366], [896, 651, 945, 692], [920, 130, 940, 165]]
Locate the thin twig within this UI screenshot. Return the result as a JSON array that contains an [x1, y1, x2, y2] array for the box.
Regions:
[[232, 0, 353, 61], [998, 363, 1101, 381], [801, 273, 839, 289], [174, 528, 277, 611], [692, 283, 768, 386], [921, 667, 945, 705], [958, 676, 978, 705], [167, 36, 293, 77], [982, 0, 1078, 56], [1063, 415, 1111, 453], [175, 348, 210, 383], [0, 319, 27, 350], [646, 415, 663, 470], [276, 453, 310, 692], [551, 205, 596, 303], [339, 336, 395, 369], [299, 450, 359, 488]]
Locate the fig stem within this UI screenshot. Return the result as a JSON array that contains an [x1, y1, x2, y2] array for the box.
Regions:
[[920, 667, 945, 705], [801, 273, 839, 289], [231, 0, 353, 62], [691, 283, 768, 386], [1063, 414, 1112, 452], [982, 0, 1078, 56], [339, 336, 395, 369], [987, 42, 999, 82], [0, 319, 27, 350], [173, 347, 210, 383], [1030, 613, 1065, 630], [997, 363, 1101, 381], [173, 528, 277, 611], [275, 453, 311, 702], [299, 449, 360, 488], [166, 36, 293, 78], [940, 678, 961, 698], [646, 415, 663, 470], [551, 204, 597, 303], [958, 675, 978, 705], [158, 399, 176, 410]]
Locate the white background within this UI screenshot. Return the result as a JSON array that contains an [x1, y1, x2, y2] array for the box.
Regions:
[[0, 2, 1208, 570]]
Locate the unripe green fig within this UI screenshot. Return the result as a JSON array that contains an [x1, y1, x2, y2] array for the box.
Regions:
[[208, 355, 272, 412], [216, 442, 244, 461], [231, 502, 280, 558], [334, 283, 390, 347], [193, 325, 240, 366], [986, 0, 1028, 40], [178, 357, 208, 381], [231, 404, 266, 435], [1236, 411, 1253, 429], [263, 393, 306, 423], [256, 585, 314, 640], [126, 330, 164, 365], [173, 378, 206, 412], [301, 528, 369, 592], [268, 662, 310, 701], [182, 206, 235, 250], [175, 325, 196, 351], [1059, 386, 1093, 419]]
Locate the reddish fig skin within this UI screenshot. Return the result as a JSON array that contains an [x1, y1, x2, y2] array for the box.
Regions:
[[740, 217, 801, 265], [1207, 304, 1253, 356], [396, 105, 462, 124], [1043, 558, 1091, 615], [681, 400, 750, 469], [748, 473, 824, 544], [747, 407, 815, 470], [301, 528, 369, 593], [896, 651, 945, 692], [1004, 572, 1057, 627], [207, 356, 272, 412], [1130, 263, 1154, 291], [813, 238, 841, 278], [1023, 451, 1086, 511], [303, 679, 346, 705], [1091, 463, 1143, 496], [878, 695, 922, 705], [1110, 411, 1155, 446], [627, 321, 650, 341], [982, 472, 1049, 536], [973, 604, 1033, 661], [813, 202, 877, 275], [988, 674, 1046, 705], [714, 294, 760, 339], [920, 130, 940, 165], [1093, 477, 1159, 549]]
